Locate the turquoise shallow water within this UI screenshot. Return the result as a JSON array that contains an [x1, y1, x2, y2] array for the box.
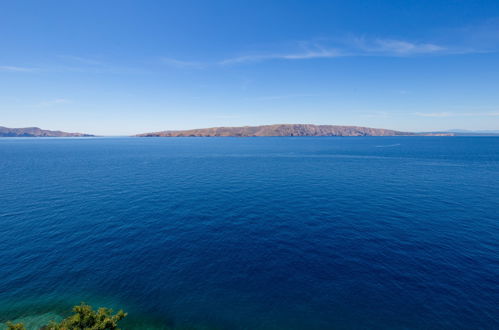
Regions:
[[0, 137, 498, 329]]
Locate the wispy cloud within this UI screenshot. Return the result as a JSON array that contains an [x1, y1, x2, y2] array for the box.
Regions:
[[219, 37, 452, 65], [160, 24, 498, 68], [38, 98, 72, 107], [0, 66, 37, 72], [352, 38, 445, 55], [220, 47, 341, 65], [169, 29, 492, 67], [1, 56, 147, 75], [415, 111, 499, 117], [161, 57, 203, 68]]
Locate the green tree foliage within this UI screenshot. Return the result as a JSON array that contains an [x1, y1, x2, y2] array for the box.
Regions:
[[5, 303, 127, 330], [6, 322, 25, 330]]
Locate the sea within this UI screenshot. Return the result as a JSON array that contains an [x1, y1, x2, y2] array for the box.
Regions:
[[0, 137, 498, 329]]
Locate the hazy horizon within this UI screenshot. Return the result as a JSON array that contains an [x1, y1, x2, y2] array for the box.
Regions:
[[3, 123, 499, 137], [2, 1, 499, 135]]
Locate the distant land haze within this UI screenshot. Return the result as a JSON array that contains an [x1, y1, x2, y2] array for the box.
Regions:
[[5, 124, 499, 137], [442, 129, 499, 135], [136, 124, 453, 137], [0, 126, 94, 137]]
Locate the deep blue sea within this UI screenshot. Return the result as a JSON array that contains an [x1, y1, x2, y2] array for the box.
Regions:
[[0, 137, 498, 329]]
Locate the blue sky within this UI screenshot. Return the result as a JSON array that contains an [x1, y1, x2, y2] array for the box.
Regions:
[[1, 0, 499, 135]]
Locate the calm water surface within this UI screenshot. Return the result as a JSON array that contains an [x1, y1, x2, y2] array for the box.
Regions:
[[0, 137, 498, 329]]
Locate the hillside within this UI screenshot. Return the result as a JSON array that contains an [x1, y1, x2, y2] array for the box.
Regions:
[[0, 126, 94, 137], [137, 124, 417, 137]]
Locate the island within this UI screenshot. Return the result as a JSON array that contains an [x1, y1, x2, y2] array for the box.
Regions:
[[0, 126, 94, 137], [136, 124, 453, 137]]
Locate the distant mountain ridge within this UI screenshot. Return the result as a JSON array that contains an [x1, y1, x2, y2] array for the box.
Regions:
[[137, 124, 432, 137], [446, 129, 499, 133], [0, 126, 94, 137], [443, 129, 499, 136]]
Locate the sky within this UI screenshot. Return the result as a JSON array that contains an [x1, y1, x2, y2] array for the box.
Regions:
[[1, 0, 499, 135]]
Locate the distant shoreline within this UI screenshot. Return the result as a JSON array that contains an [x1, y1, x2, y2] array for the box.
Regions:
[[0, 126, 94, 138], [135, 124, 455, 137], [2, 124, 498, 137]]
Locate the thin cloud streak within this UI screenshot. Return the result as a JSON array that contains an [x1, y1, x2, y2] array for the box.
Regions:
[[2, 32, 486, 73], [169, 29, 496, 67], [353, 38, 445, 55], [219, 37, 456, 65], [0, 66, 37, 72], [164, 26, 499, 67], [220, 48, 342, 65]]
